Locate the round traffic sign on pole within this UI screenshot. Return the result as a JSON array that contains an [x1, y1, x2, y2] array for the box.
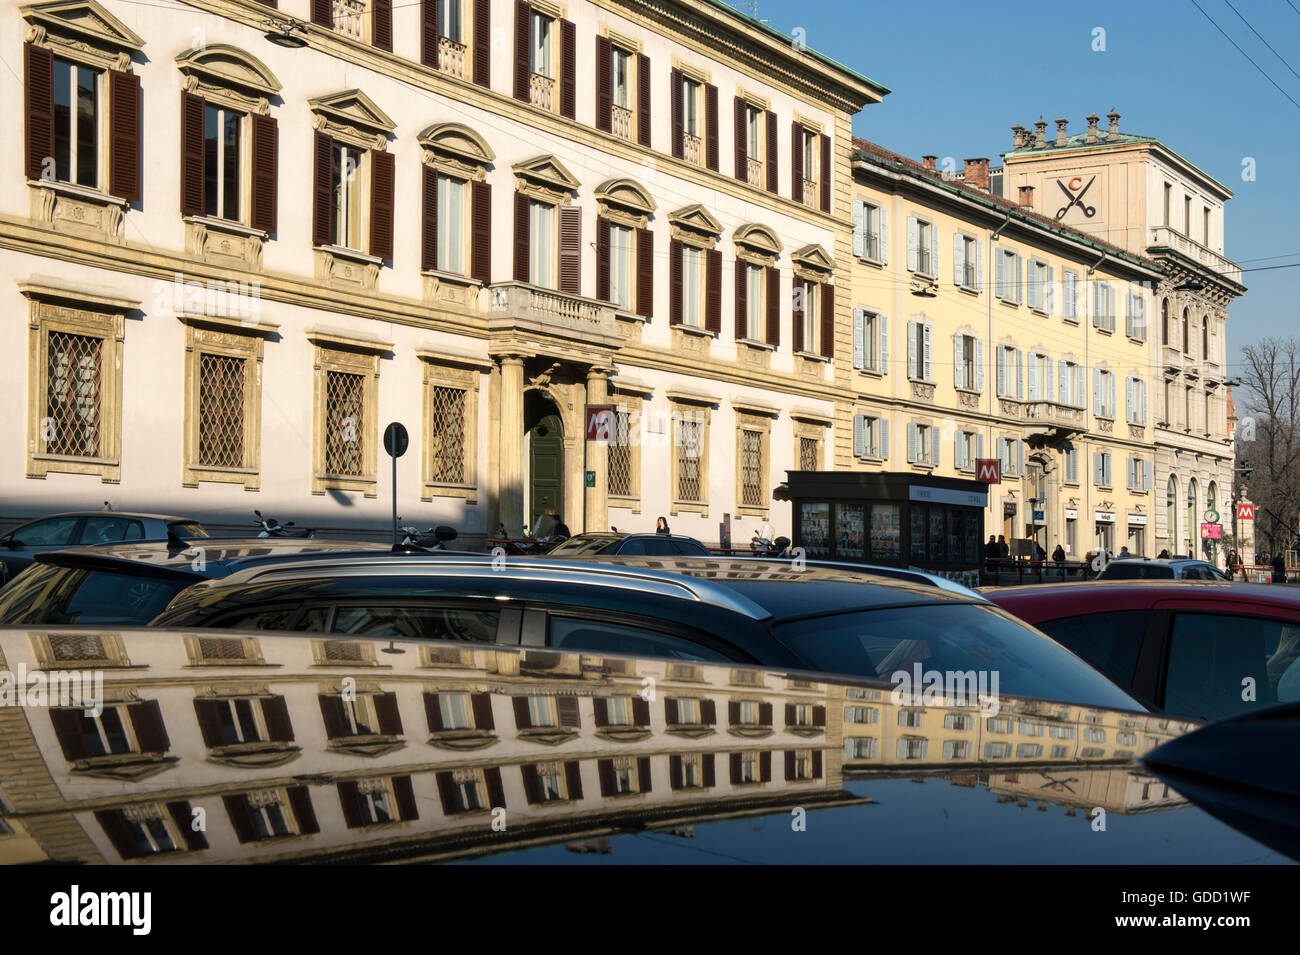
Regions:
[[384, 422, 409, 458]]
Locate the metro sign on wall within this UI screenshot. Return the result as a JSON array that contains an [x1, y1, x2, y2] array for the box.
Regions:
[[1237, 503, 1255, 520], [975, 459, 1001, 484]]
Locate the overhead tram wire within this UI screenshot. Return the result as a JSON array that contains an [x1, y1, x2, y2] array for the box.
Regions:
[[1188, 0, 1300, 111], [1223, 0, 1300, 80]]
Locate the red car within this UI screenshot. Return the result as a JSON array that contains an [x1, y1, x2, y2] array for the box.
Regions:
[[986, 581, 1300, 723]]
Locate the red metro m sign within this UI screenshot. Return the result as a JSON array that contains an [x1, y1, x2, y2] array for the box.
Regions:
[[975, 459, 1001, 484]]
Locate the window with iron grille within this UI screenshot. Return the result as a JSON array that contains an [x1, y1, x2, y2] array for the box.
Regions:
[[198, 637, 250, 661], [429, 386, 467, 483], [323, 640, 364, 662], [740, 429, 764, 506], [676, 417, 703, 502], [197, 354, 247, 468], [49, 633, 107, 662], [325, 370, 365, 476], [44, 331, 103, 458], [799, 435, 819, 470], [608, 409, 632, 496]]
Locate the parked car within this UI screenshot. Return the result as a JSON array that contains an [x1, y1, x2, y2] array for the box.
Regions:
[[543, 532, 711, 557], [0, 538, 395, 627], [0, 511, 207, 586], [986, 580, 1300, 722], [0, 623, 1293, 865], [1096, 557, 1231, 581], [149, 554, 1141, 710]]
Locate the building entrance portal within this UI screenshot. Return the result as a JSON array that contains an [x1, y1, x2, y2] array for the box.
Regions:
[[526, 391, 564, 534]]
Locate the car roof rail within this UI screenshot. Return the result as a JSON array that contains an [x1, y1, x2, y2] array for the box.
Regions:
[[697, 555, 983, 598]]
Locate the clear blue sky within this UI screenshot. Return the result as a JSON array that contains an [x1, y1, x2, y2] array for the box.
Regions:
[[758, 0, 1299, 374]]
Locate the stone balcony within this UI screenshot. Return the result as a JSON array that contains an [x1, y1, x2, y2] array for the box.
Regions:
[[487, 282, 620, 350], [1147, 227, 1242, 286], [612, 104, 632, 140], [530, 73, 554, 111], [1022, 400, 1086, 448], [438, 36, 466, 79]]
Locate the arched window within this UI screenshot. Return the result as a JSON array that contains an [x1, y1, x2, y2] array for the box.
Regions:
[[1202, 315, 1209, 360], [1167, 475, 1179, 549], [1161, 298, 1169, 346], [1182, 308, 1190, 356], [1186, 477, 1199, 554]]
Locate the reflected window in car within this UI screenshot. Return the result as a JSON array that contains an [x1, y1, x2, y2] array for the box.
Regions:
[[78, 516, 144, 544], [1164, 612, 1300, 721], [546, 614, 730, 661], [844, 737, 878, 759], [0, 564, 192, 626], [330, 605, 501, 642], [168, 521, 210, 539], [1101, 562, 1170, 579]]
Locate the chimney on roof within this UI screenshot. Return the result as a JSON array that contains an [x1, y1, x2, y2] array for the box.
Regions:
[[963, 158, 990, 191], [1107, 108, 1120, 136], [1086, 112, 1100, 144], [1055, 117, 1069, 147], [922, 155, 937, 170], [1034, 117, 1047, 148], [1018, 185, 1035, 208], [1012, 124, 1028, 149]]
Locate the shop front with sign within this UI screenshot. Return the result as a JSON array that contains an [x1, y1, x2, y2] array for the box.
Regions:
[[1126, 513, 1147, 556], [1094, 510, 1116, 553], [786, 472, 988, 585]]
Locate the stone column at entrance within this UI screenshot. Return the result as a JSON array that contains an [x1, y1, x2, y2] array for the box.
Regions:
[[498, 356, 526, 534], [586, 366, 611, 533]]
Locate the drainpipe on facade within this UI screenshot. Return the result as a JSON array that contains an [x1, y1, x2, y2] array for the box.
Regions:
[[989, 213, 1010, 542]]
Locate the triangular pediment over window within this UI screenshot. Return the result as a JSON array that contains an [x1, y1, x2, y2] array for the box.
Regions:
[[513, 154, 581, 193], [22, 0, 144, 52], [791, 243, 835, 272], [594, 178, 657, 216], [175, 45, 281, 98], [308, 89, 397, 134], [418, 123, 495, 165], [667, 203, 723, 237]]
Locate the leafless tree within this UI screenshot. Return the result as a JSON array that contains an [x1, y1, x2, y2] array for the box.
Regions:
[[1237, 337, 1300, 554]]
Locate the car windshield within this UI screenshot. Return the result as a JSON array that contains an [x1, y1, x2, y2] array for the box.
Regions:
[[0, 562, 194, 626], [548, 537, 618, 556], [775, 602, 1143, 710], [1101, 563, 1173, 579]]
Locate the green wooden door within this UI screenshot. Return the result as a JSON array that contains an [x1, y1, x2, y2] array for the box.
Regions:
[[529, 414, 564, 530]]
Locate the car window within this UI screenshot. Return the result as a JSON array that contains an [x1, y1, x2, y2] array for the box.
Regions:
[[1101, 563, 1170, 580], [548, 537, 614, 556], [331, 605, 501, 642], [11, 517, 80, 546], [1163, 612, 1300, 721], [210, 607, 302, 631], [637, 538, 679, 557], [547, 614, 730, 661], [168, 521, 210, 539], [78, 517, 145, 545], [1033, 611, 1149, 690], [775, 603, 1142, 709], [0, 563, 191, 625], [675, 539, 709, 556], [613, 539, 647, 556]]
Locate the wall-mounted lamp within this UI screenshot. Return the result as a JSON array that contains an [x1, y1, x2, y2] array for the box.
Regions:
[[264, 18, 308, 48]]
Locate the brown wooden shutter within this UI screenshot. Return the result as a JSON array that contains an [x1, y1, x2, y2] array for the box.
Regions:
[[261, 695, 294, 742], [564, 761, 583, 799], [373, 0, 393, 51], [636, 756, 652, 791], [108, 70, 140, 202], [765, 266, 780, 347], [337, 781, 363, 828], [436, 772, 458, 814], [765, 110, 778, 193], [791, 122, 804, 204], [392, 775, 418, 820], [96, 810, 142, 860], [597, 758, 616, 796], [224, 794, 258, 844], [812, 750, 823, 779], [592, 696, 609, 727], [50, 709, 88, 761], [702, 753, 715, 788], [521, 764, 543, 804], [250, 113, 277, 234], [167, 800, 209, 851], [484, 767, 505, 807], [513, 0, 530, 102], [760, 750, 771, 782], [512, 695, 532, 729], [669, 67, 683, 159], [127, 700, 168, 753], [595, 215, 611, 302], [421, 165, 438, 272], [759, 701, 773, 726], [727, 700, 740, 724], [374, 691, 403, 736], [637, 54, 651, 147], [473, 0, 491, 87], [559, 205, 581, 294], [369, 149, 395, 261], [729, 752, 742, 784], [24, 42, 54, 182], [636, 227, 654, 318], [705, 247, 722, 334], [193, 699, 224, 748], [820, 283, 835, 359], [733, 96, 747, 182], [471, 692, 495, 730], [556, 695, 581, 727], [813, 705, 826, 727], [421, 0, 439, 67], [312, 130, 333, 246], [701, 698, 717, 725], [668, 240, 683, 326], [318, 695, 347, 739], [784, 703, 797, 726], [734, 258, 747, 340], [288, 786, 320, 834], [180, 91, 206, 218], [668, 754, 683, 790], [704, 83, 719, 171], [784, 750, 796, 780], [423, 692, 444, 731], [311, 0, 331, 28], [471, 179, 492, 283], [820, 132, 831, 212], [559, 18, 575, 119], [792, 275, 805, 353], [663, 697, 679, 726], [595, 35, 612, 134], [632, 696, 650, 726], [513, 191, 530, 282]]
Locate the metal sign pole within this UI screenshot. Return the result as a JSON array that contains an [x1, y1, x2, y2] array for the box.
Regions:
[[392, 449, 398, 547]]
